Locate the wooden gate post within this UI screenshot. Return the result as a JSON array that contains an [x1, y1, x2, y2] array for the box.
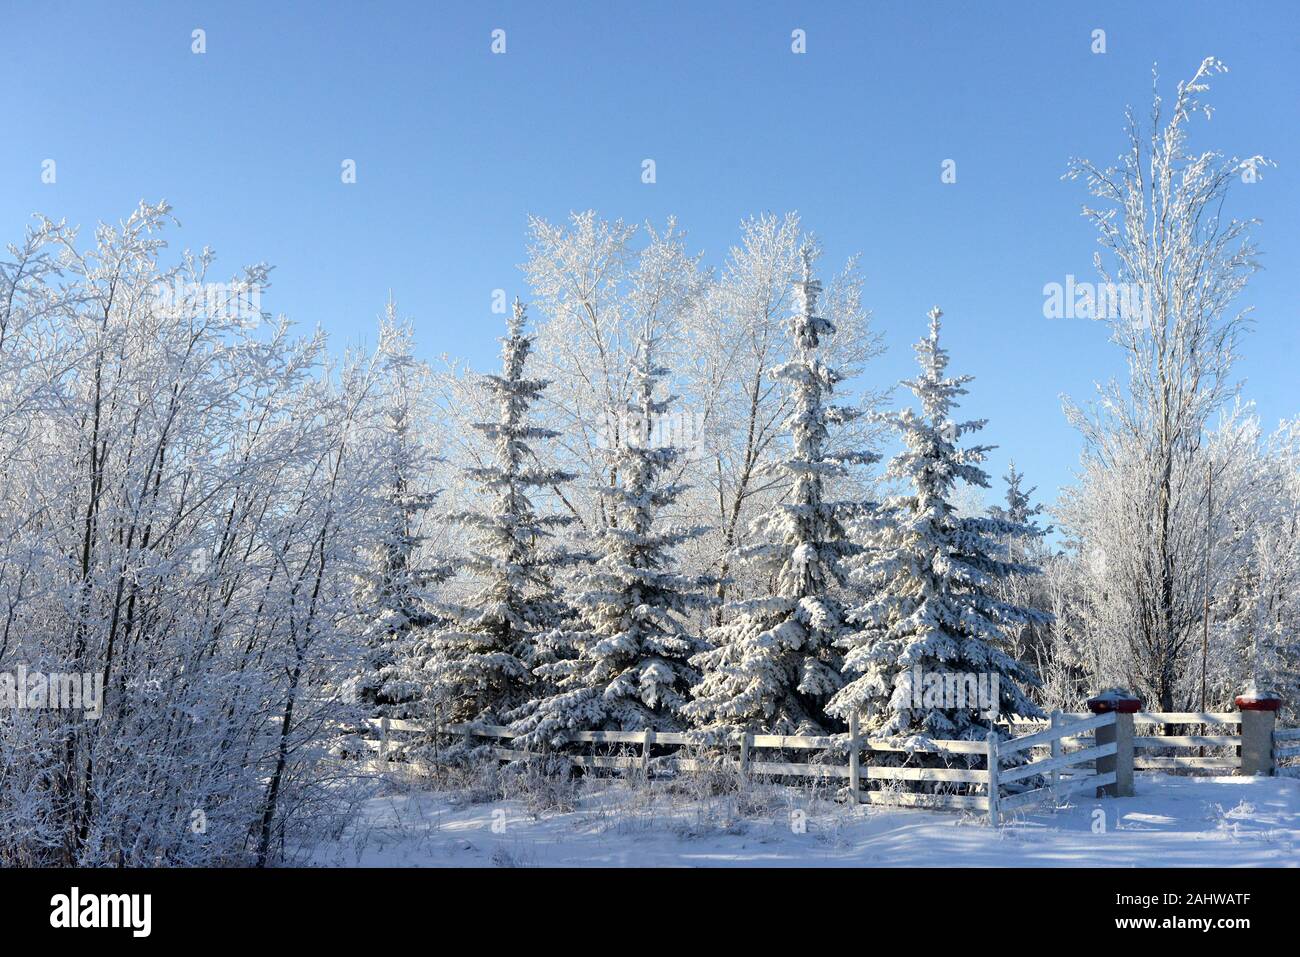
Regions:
[[1087, 691, 1140, 797], [1236, 689, 1282, 776]]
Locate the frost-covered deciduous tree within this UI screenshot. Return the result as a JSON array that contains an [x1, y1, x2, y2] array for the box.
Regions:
[[509, 336, 715, 745], [1057, 403, 1276, 710], [408, 300, 574, 726], [828, 308, 1046, 741], [1062, 56, 1266, 709], [524, 213, 704, 534], [0, 202, 391, 865], [686, 247, 876, 736], [1225, 420, 1300, 708]]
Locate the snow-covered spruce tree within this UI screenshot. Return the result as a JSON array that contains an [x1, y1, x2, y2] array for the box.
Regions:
[[828, 307, 1047, 744], [988, 462, 1049, 540], [347, 308, 449, 721], [986, 463, 1056, 689], [408, 300, 574, 727], [509, 335, 715, 746], [685, 246, 877, 736]]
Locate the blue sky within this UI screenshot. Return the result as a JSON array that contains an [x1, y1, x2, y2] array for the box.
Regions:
[[3, 1, 1296, 509]]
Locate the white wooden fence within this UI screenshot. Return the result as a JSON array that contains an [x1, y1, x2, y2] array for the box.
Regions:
[[360, 710, 1126, 826], [356, 704, 1299, 825]]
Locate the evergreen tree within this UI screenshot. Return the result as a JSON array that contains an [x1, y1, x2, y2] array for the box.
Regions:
[[349, 311, 449, 719], [986, 462, 1055, 683], [828, 307, 1047, 741], [410, 300, 574, 725], [510, 336, 715, 745], [686, 246, 877, 736], [988, 462, 1051, 545]]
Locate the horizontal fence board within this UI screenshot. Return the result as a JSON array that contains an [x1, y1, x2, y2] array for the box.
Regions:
[[858, 790, 989, 812], [661, 757, 735, 773], [1001, 712, 1115, 756], [413, 722, 994, 756], [1133, 735, 1239, 749], [558, 730, 641, 744], [449, 722, 515, 739], [861, 737, 989, 756], [749, 760, 850, 779], [571, 754, 643, 770], [1275, 744, 1300, 760], [1013, 737, 1096, 751], [375, 713, 1251, 740], [433, 722, 993, 757], [864, 765, 989, 784], [1274, 727, 1300, 742], [1135, 712, 1241, 725], [1134, 756, 1236, 770], [494, 747, 688, 772], [1001, 742, 1117, 784], [568, 730, 691, 745], [749, 734, 835, 750]]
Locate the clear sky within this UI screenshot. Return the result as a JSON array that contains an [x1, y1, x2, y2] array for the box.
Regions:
[[3, 1, 1296, 509]]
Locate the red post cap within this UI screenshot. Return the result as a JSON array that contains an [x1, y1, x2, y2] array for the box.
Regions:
[[1087, 692, 1142, 714], [1235, 694, 1282, 712]]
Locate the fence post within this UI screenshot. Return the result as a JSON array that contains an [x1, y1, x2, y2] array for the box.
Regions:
[[1087, 691, 1139, 797], [642, 728, 654, 777], [379, 715, 390, 763], [1236, 689, 1282, 776], [738, 732, 750, 784], [432, 704, 440, 767], [986, 731, 1000, 826], [848, 711, 861, 805], [1049, 710, 1061, 794]]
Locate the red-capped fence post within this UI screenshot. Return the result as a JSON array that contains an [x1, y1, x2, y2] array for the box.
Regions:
[[1087, 691, 1140, 797], [1235, 690, 1282, 776]]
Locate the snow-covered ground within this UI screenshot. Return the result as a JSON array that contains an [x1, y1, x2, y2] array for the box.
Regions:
[[307, 772, 1300, 867]]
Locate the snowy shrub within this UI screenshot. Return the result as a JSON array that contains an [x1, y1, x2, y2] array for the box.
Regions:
[[499, 754, 582, 816]]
